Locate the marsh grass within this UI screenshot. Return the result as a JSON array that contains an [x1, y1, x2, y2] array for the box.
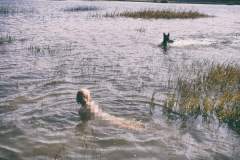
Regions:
[[64, 6, 100, 12], [164, 63, 240, 133], [0, 6, 16, 15], [28, 45, 57, 55], [27, 44, 73, 56], [0, 6, 34, 15], [0, 34, 15, 44], [94, 9, 210, 19], [136, 27, 146, 33]]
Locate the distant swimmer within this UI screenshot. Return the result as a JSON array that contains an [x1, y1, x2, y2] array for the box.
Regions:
[[76, 88, 144, 131]]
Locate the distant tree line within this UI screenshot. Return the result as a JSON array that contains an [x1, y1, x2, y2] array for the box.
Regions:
[[109, 0, 240, 4], [175, 0, 240, 5]]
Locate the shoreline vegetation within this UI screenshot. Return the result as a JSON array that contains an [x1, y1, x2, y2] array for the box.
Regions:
[[93, 9, 210, 19], [173, 0, 240, 5], [102, 0, 240, 5], [163, 63, 240, 133]]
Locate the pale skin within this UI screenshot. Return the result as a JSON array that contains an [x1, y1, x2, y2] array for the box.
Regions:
[[76, 89, 145, 131]]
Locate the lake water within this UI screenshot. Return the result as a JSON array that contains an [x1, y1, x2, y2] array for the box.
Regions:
[[0, 0, 240, 159]]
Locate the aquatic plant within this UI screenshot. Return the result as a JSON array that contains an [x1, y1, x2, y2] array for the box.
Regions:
[[27, 44, 73, 56], [160, 0, 168, 3], [164, 63, 240, 133], [28, 45, 56, 55], [0, 6, 15, 15], [0, 6, 34, 15], [0, 34, 14, 44], [136, 27, 146, 33], [64, 6, 100, 12], [94, 9, 210, 19], [149, 91, 157, 115]]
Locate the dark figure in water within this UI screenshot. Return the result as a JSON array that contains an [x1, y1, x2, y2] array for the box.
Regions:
[[160, 33, 174, 51]]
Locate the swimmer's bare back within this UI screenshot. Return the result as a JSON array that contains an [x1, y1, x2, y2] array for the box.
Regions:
[[76, 89, 145, 131]]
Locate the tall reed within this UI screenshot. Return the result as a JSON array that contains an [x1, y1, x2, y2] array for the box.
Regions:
[[93, 9, 210, 19], [164, 63, 240, 133]]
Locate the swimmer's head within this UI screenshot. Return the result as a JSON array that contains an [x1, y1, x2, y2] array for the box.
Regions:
[[76, 88, 91, 106]]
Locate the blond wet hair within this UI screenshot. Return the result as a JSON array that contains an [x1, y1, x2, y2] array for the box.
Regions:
[[76, 88, 144, 131]]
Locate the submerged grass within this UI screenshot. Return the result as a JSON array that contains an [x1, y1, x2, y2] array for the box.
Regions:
[[27, 44, 73, 56], [0, 34, 15, 44], [0, 6, 17, 15], [94, 9, 210, 19], [64, 6, 100, 12], [0, 6, 34, 15], [28, 45, 57, 55], [164, 63, 240, 133]]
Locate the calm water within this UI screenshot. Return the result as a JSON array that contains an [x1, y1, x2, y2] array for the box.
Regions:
[[0, 0, 240, 159]]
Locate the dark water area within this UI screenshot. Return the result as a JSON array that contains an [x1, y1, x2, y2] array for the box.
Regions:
[[0, 0, 240, 159]]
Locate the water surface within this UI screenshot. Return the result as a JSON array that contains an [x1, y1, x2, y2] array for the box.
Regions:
[[0, 0, 240, 159]]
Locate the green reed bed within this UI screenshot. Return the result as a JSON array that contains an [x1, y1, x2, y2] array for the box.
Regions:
[[164, 63, 240, 133], [0, 34, 14, 44], [95, 9, 210, 19]]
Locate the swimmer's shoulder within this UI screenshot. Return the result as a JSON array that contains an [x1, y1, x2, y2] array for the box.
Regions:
[[78, 106, 92, 121]]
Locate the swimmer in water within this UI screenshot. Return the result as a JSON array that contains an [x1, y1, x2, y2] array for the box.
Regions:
[[76, 88, 144, 130]]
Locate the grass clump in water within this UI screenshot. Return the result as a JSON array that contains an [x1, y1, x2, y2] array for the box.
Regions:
[[64, 6, 100, 12], [0, 6, 34, 15], [0, 34, 14, 44], [28, 45, 56, 55], [100, 9, 210, 19], [0, 6, 16, 15], [164, 63, 240, 133]]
